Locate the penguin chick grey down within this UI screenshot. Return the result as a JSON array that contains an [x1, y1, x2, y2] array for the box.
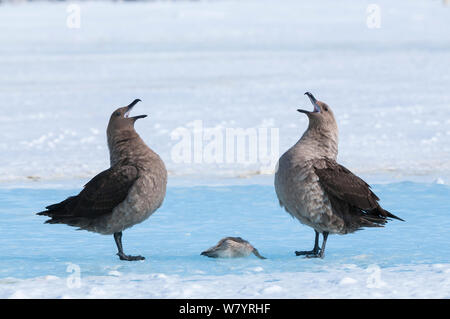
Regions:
[[274, 92, 403, 259], [201, 237, 266, 259], [37, 99, 167, 261]]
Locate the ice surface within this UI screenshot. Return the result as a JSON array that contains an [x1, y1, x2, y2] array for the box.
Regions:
[[0, 181, 449, 298], [0, 0, 449, 183]]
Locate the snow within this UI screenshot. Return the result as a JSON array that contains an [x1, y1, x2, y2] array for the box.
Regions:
[[2, 264, 450, 299], [0, 0, 449, 183], [0, 0, 449, 298]]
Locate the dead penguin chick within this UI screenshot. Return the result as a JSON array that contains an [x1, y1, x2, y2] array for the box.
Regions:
[[201, 237, 266, 259]]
